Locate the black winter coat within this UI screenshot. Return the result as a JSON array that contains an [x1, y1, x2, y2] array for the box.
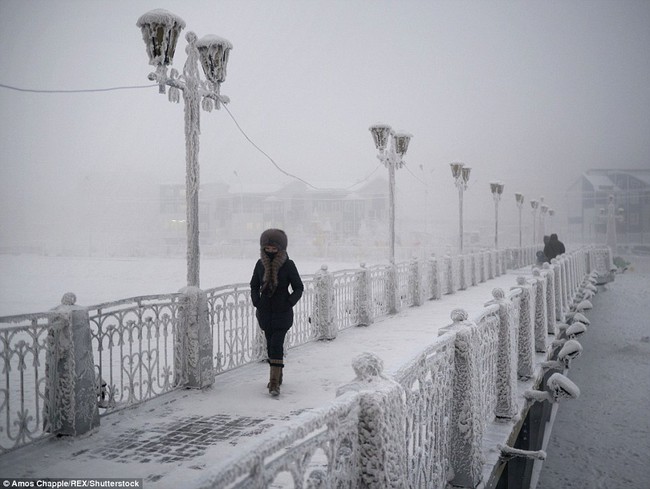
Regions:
[[544, 235, 566, 261], [250, 258, 304, 331]]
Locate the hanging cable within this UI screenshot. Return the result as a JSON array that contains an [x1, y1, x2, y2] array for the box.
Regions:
[[219, 99, 382, 191], [403, 164, 427, 187], [1, 80, 384, 191], [0, 82, 158, 93]]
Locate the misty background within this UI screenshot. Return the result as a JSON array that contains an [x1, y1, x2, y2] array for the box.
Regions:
[[1, 0, 649, 260]]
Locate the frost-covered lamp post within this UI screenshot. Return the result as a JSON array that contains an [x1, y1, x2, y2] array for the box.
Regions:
[[137, 9, 232, 287], [530, 199, 539, 245], [548, 208, 555, 232], [451, 162, 471, 253], [540, 201, 549, 238], [369, 124, 412, 265], [490, 181, 504, 250], [515, 192, 525, 249]]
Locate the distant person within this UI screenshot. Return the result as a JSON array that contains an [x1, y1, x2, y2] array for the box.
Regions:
[[544, 233, 566, 261], [250, 229, 304, 397], [538, 235, 551, 264]]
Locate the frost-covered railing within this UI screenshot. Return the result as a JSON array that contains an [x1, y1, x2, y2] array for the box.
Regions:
[[392, 334, 456, 488], [88, 293, 185, 416], [189, 245, 604, 489], [193, 391, 361, 489], [206, 283, 258, 373], [0, 244, 555, 454], [0, 313, 64, 454]]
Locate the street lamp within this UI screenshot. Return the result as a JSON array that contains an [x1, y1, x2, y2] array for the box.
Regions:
[[530, 199, 539, 245], [540, 200, 549, 238], [515, 192, 525, 249], [137, 9, 232, 288], [369, 124, 412, 265], [451, 162, 471, 253], [490, 181, 505, 250], [548, 208, 555, 233]]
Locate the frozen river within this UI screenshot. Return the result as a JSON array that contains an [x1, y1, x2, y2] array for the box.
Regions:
[[0, 254, 360, 316]]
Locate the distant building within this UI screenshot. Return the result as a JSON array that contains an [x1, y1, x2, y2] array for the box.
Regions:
[[566, 169, 650, 245], [158, 177, 389, 253]]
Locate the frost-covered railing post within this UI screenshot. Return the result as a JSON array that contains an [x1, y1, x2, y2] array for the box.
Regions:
[[543, 263, 557, 332], [336, 353, 408, 488], [175, 287, 214, 388], [387, 264, 398, 314], [409, 257, 422, 306], [485, 288, 519, 419], [459, 254, 467, 290], [355, 263, 373, 326], [438, 308, 497, 488], [445, 254, 455, 294], [313, 265, 337, 339], [551, 259, 564, 323], [511, 277, 535, 379], [44, 293, 100, 437], [559, 256, 569, 314], [489, 251, 496, 279], [532, 269, 549, 352], [427, 254, 442, 300], [478, 250, 490, 282]]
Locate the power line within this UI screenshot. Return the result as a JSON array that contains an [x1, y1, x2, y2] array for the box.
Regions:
[[0, 82, 158, 93], [219, 100, 382, 192], [403, 164, 427, 187], [0, 80, 384, 191]]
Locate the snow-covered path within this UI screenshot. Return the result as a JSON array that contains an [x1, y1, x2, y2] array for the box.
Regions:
[[0, 265, 527, 487], [538, 255, 650, 489]]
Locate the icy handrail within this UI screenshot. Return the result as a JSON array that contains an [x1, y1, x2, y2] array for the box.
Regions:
[[193, 391, 361, 489]]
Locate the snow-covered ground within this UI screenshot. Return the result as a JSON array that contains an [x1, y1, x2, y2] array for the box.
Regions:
[[538, 254, 650, 488], [0, 254, 360, 316]]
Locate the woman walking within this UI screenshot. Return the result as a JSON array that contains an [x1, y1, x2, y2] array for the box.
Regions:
[[250, 229, 304, 397]]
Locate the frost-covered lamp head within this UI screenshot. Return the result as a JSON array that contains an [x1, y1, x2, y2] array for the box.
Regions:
[[461, 166, 471, 184], [540, 203, 549, 215], [450, 162, 464, 180], [515, 192, 525, 207], [530, 199, 539, 210], [490, 181, 504, 199], [369, 124, 392, 152], [137, 9, 186, 67], [393, 132, 412, 156], [196, 35, 233, 85]]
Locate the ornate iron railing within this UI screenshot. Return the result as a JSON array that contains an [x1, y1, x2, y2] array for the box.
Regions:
[[368, 265, 391, 318], [393, 334, 456, 488], [87, 294, 184, 416], [331, 269, 361, 331], [472, 305, 500, 425], [206, 283, 260, 373], [0, 312, 64, 453]]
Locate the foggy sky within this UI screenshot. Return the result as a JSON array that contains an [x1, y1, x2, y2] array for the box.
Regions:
[[1, 0, 649, 248]]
